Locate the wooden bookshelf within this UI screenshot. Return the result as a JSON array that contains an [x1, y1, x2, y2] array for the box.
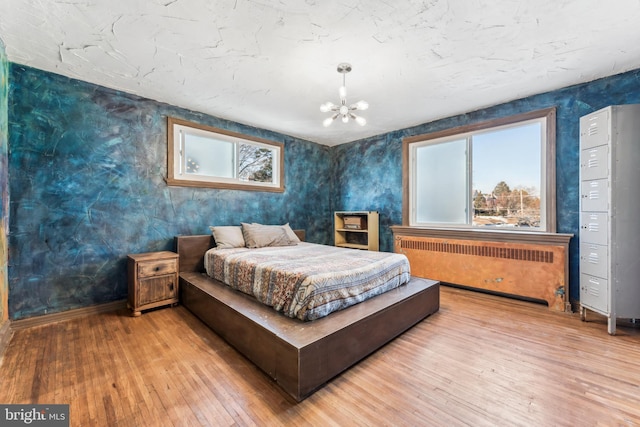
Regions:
[[334, 211, 379, 251]]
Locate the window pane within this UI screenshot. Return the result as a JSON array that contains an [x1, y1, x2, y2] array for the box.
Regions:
[[167, 117, 284, 192], [183, 131, 234, 178], [404, 108, 554, 231], [472, 123, 542, 227], [238, 143, 274, 183], [415, 138, 468, 224]]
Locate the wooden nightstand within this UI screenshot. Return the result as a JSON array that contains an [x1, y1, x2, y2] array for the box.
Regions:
[[127, 251, 179, 317]]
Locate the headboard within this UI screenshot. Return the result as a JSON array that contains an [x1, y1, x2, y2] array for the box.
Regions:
[[174, 229, 306, 273]]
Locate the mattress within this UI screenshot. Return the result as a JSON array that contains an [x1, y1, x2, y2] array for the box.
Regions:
[[204, 242, 411, 321]]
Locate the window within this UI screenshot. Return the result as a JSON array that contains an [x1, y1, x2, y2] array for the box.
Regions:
[[166, 117, 284, 192], [403, 108, 556, 232]]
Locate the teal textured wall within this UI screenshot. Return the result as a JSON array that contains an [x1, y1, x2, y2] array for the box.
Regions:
[[8, 64, 331, 320], [331, 68, 640, 306], [8, 60, 640, 317], [0, 39, 8, 323]]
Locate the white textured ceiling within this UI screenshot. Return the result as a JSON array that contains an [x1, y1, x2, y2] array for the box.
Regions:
[[2, 1, 640, 146]]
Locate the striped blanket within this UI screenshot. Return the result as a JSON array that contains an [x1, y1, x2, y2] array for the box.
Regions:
[[204, 242, 411, 321]]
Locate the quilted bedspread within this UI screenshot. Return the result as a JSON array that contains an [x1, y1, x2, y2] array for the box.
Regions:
[[204, 242, 411, 321]]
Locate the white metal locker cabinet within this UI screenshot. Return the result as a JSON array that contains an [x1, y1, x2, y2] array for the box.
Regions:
[[579, 104, 640, 334]]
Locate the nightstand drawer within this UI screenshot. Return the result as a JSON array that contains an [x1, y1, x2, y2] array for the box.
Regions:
[[137, 259, 178, 278]]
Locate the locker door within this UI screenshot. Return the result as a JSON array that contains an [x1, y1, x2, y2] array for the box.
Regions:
[[580, 146, 609, 181], [580, 243, 609, 279], [579, 212, 608, 246], [580, 273, 608, 313], [580, 109, 610, 149], [580, 179, 609, 212]]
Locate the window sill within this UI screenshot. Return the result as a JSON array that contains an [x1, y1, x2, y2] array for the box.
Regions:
[[165, 177, 285, 193]]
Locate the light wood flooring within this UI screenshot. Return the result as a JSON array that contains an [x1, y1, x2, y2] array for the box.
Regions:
[[1, 286, 640, 426]]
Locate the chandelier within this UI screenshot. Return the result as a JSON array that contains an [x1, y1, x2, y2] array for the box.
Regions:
[[320, 63, 368, 127]]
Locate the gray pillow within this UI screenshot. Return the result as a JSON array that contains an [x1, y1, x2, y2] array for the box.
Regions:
[[282, 223, 301, 243], [209, 226, 246, 249], [241, 223, 295, 248]]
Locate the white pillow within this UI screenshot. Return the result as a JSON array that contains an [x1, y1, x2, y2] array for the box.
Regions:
[[209, 226, 246, 249]]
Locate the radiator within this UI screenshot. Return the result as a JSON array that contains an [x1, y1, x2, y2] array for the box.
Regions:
[[394, 234, 570, 311]]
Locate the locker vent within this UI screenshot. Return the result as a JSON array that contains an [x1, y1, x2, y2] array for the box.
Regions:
[[399, 239, 554, 264]]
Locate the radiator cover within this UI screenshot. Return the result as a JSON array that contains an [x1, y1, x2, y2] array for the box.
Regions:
[[392, 229, 572, 311]]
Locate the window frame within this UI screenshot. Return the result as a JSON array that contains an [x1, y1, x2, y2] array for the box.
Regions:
[[402, 107, 556, 232], [166, 117, 285, 192]]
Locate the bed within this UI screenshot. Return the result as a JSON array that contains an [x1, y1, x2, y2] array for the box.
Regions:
[[175, 229, 440, 401]]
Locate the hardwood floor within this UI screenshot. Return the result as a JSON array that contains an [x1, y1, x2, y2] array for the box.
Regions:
[[2, 286, 640, 426]]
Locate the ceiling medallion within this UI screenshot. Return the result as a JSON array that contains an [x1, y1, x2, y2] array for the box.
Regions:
[[320, 63, 368, 127]]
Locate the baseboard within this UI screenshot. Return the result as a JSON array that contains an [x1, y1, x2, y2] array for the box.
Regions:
[[0, 320, 12, 363], [10, 300, 127, 331]]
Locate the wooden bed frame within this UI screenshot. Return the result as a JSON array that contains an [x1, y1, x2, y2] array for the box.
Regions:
[[174, 233, 440, 401]]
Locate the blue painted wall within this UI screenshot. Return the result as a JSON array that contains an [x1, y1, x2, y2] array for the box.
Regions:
[[8, 60, 640, 318], [331, 68, 640, 306], [0, 39, 8, 324], [8, 64, 332, 320]]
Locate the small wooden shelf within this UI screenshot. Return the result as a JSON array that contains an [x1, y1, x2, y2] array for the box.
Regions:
[[334, 211, 379, 251]]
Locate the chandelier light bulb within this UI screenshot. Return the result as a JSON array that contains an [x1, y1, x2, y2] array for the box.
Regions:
[[320, 102, 334, 113], [355, 100, 369, 110], [320, 62, 368, 127], [339, 85, 347, 100]]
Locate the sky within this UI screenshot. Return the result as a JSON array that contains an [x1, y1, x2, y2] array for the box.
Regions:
[[472, 121, 542, 196]]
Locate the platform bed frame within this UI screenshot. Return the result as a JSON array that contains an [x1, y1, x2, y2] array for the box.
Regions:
[[175, 233, 440, 401]]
